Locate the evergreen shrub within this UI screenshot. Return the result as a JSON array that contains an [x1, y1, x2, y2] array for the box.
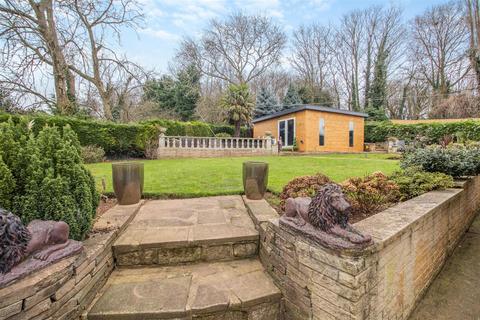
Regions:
[[390, 167, 454, 200], [0, 119, 99, 240], [401, 144, 480, 177]]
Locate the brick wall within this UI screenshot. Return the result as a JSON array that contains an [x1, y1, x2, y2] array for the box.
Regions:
[[0, 202, 143, 320], [253, 176, 480, 320]]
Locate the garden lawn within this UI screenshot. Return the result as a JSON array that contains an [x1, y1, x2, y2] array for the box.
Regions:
[[86, 153, 399, 198]]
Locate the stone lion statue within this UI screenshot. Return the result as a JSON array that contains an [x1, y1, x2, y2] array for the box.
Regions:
[[0, 208, 31, 274], [283, 183, 371, 246], [0, 208, 77, 275]]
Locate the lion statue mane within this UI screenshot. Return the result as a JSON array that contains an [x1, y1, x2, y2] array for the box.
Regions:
[[307, 183, 350, 231], [0, 208, 31, 274]]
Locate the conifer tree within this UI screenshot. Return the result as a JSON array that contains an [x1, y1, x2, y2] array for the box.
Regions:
[[0, 121, 99, 240], [282, 84, 302, 109], [0, 156, 15, 209], [255, 87, 278, 118], [366, 50, 388, 120]]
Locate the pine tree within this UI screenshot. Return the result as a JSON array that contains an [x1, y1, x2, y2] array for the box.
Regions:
[[174, 65, 200, 121], [282, 84, 302, 109], [255, 87, 278, 118]]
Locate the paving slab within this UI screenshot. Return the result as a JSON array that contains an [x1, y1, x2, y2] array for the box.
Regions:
[[88, 259, 281, 320], [114, 196, 259, 265], [409, 214, 480, 320]]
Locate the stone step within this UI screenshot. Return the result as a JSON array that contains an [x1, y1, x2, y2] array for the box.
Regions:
[[87, 259, 282, 320], [113, 196, 259, 266]]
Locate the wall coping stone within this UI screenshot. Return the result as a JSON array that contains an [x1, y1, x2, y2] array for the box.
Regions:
[[0, 201, 144, 320], [252, 177, 480, 320]]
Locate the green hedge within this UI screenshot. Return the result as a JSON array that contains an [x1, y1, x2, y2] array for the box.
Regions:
[[365, 120, 480, 143], [140, 120, 249, 137], [0, 114, 246, 158]]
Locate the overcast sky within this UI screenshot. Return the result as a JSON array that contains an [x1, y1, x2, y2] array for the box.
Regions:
[[119, 0, 448, 73]]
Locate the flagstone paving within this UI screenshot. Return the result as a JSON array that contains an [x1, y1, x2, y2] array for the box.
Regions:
[[88, 259, 281, 320], [88, 196, 281, 320], [113, 196, 259, 266]]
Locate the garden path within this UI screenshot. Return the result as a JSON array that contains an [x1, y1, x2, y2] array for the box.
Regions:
[[409, 214, 480, 320]]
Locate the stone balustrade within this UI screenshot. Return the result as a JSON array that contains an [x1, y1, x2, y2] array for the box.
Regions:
[[157, 134, 278, 158]]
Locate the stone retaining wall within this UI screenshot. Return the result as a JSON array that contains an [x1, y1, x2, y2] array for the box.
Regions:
[[248, 176, 480, 320], [0, 202, 142, 320]]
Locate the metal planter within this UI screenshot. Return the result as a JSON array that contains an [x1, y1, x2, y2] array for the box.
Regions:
[[112, 162, 144, 205], [243, 161, 269, 200]]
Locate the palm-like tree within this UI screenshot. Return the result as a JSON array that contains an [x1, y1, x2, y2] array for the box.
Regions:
[[221, 84, 254, 137]]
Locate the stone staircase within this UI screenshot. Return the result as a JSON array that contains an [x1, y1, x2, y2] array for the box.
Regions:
[[87, 196, 282, 320]]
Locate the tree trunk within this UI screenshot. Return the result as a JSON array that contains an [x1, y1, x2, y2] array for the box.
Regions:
[[466, 0, 480, 92], [234, 121, 241, 137], [33, 0, 75, 114]]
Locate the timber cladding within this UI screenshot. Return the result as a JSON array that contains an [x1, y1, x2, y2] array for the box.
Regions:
[[253, 108, 365, 153]]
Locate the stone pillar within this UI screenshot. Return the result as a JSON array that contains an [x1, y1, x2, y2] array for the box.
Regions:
[[264, 131, 274, 154], [157, 131, 166, 159]]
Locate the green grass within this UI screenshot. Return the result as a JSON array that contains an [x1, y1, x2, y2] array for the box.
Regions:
[[86, 153, 400, 198]]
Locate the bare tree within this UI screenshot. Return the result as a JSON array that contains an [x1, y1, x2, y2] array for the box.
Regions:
[[63, 0, 145, 120], [290, 24, 332, 91], [0, 0, 76, 113], [410, 1, 470, 98], [177, 12, 286, 85], [337, 10, 364, 111], [466, 0, 480, 92]]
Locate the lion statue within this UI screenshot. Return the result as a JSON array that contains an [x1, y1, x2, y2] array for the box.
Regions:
[[0, 208, 31, 274], [283, 183, 371, 246]]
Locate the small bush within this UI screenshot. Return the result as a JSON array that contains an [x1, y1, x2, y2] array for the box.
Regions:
[[215, 132, 232, 137], [341, 172, 400, 215], [401, 144, 480, 177], [390, 167, 454, 201], [279, 173, 332, 210], [81, 145, 105, 163]]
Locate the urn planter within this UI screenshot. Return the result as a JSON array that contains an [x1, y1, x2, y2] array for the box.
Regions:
[[112, 162, 144, 205], [243, 161, 269, 200]]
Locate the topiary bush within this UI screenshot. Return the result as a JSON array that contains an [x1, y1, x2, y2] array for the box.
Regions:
[[401, 144, 480, 177], [279, 173, 332, 210], [81, 145, 106, 163], [0, 119, 99, 240], [340, 172, 400, 215], [390, 167, 454, 201]]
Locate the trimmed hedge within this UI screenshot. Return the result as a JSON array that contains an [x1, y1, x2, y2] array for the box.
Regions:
[[0, 113, 247, 158], [365, 120, 480, 143]]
